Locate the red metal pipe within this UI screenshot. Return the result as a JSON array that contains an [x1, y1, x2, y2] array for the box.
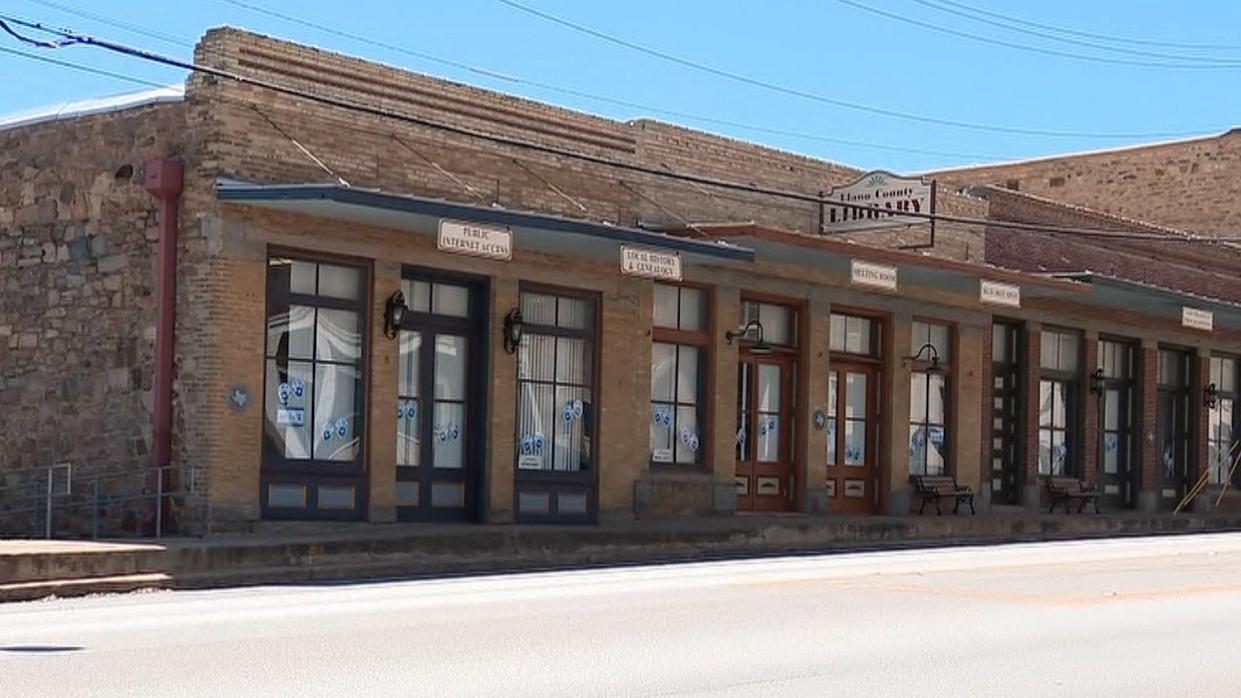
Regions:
[[143, 158, 183, 535]]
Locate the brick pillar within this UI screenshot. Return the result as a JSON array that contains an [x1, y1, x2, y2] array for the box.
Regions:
[[979, 321, 993, 509], [710, 285, 741, 514], [1136, 340, 1159, 512], [1081, 331, 1100, 485], [1193, 347, 1212, 512], [597, 275, 648, 520], [1020, 323, 1042, 508], [486, 276, 519, 522], [884, 311, 914, 515], [801, 292, 830, 514], [367, 260, 400, 523], [952, 323, 985, 502]]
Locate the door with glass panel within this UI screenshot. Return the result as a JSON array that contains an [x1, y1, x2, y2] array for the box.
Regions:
[[395, 273, 485, 522], [262, 255, 368, 521], [1157, 348, 1193, 508], [1209, 356, 1240, 490], [1098, 340, 1136, 509], [826, 362, 880, 515], [514, 288, 597, 523], [736, 355, 796, 512]]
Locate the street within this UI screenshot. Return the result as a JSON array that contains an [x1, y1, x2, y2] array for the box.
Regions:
[[3, 533, 1241, 697]]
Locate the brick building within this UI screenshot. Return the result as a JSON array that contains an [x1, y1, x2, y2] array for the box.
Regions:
[[2, 28, 1239, 534]]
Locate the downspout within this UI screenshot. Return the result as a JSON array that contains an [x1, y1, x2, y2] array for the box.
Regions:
[[143, 158, 183, 536]]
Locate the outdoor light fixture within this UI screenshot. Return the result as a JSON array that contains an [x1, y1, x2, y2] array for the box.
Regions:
[[725, 320, 773, 355], [384, 290, 407, 339], [1089, 367, 1106, 395], [1205, 382, 1219, 409], [503, 308, 525, 354], [911, 342, 943, 374]]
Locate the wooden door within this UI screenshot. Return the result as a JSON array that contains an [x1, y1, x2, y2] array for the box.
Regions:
[[826, 362, 880, 514], [736, 354, 796, 512]]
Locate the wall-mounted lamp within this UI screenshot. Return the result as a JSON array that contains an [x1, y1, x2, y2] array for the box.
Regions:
[[725, 320, 773, 355], [910, 342, 943, 375], [503, 308, 525, 354], [1089, 367, 1106, 395], [1205, 382, 1219, 409], [384, 290, 407, 339]]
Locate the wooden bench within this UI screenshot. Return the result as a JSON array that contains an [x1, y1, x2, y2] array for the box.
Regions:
[[1046, 477, 1100, 514], [912, 475, 975, 515]]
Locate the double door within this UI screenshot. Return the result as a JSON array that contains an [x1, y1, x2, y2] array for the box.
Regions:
[[735, 354, 796, 512], [826, 362, 880, 514]]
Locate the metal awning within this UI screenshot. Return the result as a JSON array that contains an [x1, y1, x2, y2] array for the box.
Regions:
[[215, 181, 754, 264], [1050, 272, 1241, 331]]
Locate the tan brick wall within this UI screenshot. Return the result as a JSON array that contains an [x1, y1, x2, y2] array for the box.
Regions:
[[934, 130, 1241, 237]]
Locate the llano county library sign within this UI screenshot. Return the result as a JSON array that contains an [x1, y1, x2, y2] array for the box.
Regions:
[[822, 170, 936, 234]]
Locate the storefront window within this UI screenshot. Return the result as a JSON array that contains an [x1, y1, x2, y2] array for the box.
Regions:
[[1209, 356, 1238, 485], [516, 291, 594, 472], [650, 285, 708, 466], [263, 257, 365, 465], [1158, 349, 1192, 486], [743, 301, 795, 346], [1038, 328, 1080, 476], [909, 321, 950, 476], [830, 313, 878, 356]]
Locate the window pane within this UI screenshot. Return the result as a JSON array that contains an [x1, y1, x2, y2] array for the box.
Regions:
[[434, 335, 467, 400], [1052, 383, 1067, 429], [827, 371, 838, 418], [760, 303, 794, 346], [265, 359, 313, 460], [910, 374, 927, 423], [556, 337, 589, 385], [1211, 357, 1223, 388], [845, 316, 870, 355], [653, 284, 679, 329], [829, 314, 845, 352], [397, 397, 420, 466], [1059, 333, 1079, 372], [991, 324, 1008, 363], [398, 331, 421, 398], [927, 373, 946, 425], [554, 386, 589, 471], [316, 308, 361, 362], [1103, 432, 1119, 475], [845, 372, 867, 418], [674, 405, 701, 464], [432, 401, 464, 469], [929, 324, 950, 364], [909, 424, 926, 475], [911, 321, 928, 355], [1051, 431, 1067, 475], [520, 292, 557, 326], [517, 383, 554, 470], [432, 283, 469, 318], [1038, 428, 1052, 475], [650, 343, 676, 402], [827, 414, 837, 466], [267, 304, 314, 360], [289, 259, 317, 295], [1039, 380, 1053, 428], [318, 263, 360, 301], [557, 297, 588, 329], [313, 363, 359, 461], [758, 364, 781, 412], [736, 363, 750, 462], [679, 288, 706, 331], [844, 420, 865, 465], [927, 425, 946, 475], [405, 279, 431, 313], [1040, 332, 1057, 370], [518, 335, 555, 381], [757, 413, 779, 462], [677, 346, 700, 405], [650, 402, 674, 463], [1104, 389, 1120, 430]]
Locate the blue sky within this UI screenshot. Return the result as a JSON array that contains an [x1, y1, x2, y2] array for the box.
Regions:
[[3, 0, 1240, 172]]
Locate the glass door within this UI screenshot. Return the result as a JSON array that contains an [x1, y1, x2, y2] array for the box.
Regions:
[[395, 275, 485, 522], [826, 363, 879, 514], [1098, 340, 1136, 509], [1157, 349, 1193, 508], [736, 356, 795, 512]]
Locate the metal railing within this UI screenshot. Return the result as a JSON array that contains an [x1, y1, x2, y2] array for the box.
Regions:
[[0, 461, 197, 539]]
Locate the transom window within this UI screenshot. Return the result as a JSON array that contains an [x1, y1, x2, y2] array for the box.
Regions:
[[1209, 355, 1239, 485], [742, 301, 796, 346], [1040, 329, 1080, 372], [263, 257, 365, 465], [651, 285, 709, 466], [909, 321, 951, 476], [830, 312, 879, 357]]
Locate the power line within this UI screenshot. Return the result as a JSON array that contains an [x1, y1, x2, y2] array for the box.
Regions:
[[21, 0, 194, 49], [215, 0, 996, 162], [830, 0, 1241, 70], [5, 14, 1241, 246], [906, 0, 1241, 64], [921, 0, 1241, 53], [0, 44, 163, 88], [495, 0, 1225, 139]]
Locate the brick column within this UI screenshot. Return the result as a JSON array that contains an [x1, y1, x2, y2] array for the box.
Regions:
[[485, 276, 519, 522], [710, 285, 741, 514], [952, 323, 985, 502], [1136, 339, 1159, 512], [366, 260, 400, 523], [801, 293, 830, 514], [597, 275, 649, 520], [884, 311, 913, 515], [1081, 331, 1100, 485], [1020, 323, 1042, 508]]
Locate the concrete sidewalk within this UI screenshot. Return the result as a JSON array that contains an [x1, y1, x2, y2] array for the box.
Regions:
[[3, 511, 1241, 602]]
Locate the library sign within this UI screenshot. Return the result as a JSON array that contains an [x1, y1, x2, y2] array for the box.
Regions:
[[823, 170, 935, 234]]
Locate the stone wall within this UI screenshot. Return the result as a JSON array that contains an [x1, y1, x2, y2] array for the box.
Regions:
[[934, 129, 1241, 237], [0, 100, 191, 534]]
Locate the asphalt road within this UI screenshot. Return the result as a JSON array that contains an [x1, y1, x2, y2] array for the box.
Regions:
[[4, 533, 1241, 697]]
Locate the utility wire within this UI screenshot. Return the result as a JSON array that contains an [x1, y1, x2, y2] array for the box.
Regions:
[[906, 0, 1241, 64], [921, 0, 1241, 53], [0, 44, 163, 87], [216, 0, 995, 161], [22, 0, 194, 49], [830, 0, 1241, 70], [496, 0, 1225, 139], [5, 14, 1241, 245]]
